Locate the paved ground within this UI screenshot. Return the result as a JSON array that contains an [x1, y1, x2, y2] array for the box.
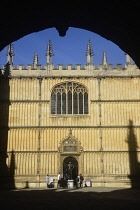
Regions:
[[0, 187, 140, 209]]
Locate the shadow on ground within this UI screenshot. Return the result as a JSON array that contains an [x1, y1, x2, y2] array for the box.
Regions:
[[1, 187, 140, 210]]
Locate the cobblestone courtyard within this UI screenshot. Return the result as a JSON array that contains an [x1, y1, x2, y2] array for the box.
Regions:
[[0, 187, 140, 209]]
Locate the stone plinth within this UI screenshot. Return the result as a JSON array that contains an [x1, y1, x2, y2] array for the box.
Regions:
[[68, 180, 74, 189]]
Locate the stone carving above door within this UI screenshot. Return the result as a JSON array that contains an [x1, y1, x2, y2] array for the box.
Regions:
[[58, 128, 83, 155]]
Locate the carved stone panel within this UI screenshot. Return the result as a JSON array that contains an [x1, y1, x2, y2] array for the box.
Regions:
[[59, 129, 83, 155]]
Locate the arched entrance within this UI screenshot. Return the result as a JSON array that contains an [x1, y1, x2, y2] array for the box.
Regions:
[[63, 156, 78, 180]]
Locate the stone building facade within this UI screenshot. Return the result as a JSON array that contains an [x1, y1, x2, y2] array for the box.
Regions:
[[0, 41, 140, 188]]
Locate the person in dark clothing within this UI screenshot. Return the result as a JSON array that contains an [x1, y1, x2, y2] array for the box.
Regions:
[[79, 174, 84, 187], [64, 174, 69, 188], [75, 176, 79, 189], [64, 173, 69, 181]]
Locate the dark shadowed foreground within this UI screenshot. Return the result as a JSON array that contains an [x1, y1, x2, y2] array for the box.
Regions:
[[1, 187, 140, 210]]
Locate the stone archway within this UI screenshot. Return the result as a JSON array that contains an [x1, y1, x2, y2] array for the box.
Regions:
[[63, 156, 78, 180]]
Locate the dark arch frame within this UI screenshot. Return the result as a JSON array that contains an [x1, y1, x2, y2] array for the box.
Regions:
[[0, 2, 140, 67]]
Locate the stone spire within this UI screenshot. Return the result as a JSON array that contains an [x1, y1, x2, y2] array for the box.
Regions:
[[6, 43, 15, 65], [33, 52, 39, 68], [86, 39, 94, 64], [102, 51, 108, 69], [102, 51, 108, 65], [46, 40, 54, 65], [125, 53, 132, 65]]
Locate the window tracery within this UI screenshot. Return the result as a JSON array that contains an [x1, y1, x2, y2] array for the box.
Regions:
[[51, 82, 88, 115]]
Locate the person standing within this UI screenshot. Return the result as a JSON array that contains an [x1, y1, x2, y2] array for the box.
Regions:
[[64, 173, 68, 181], [64, 174, 69, 188], [46, 174, 49, 188], [80, 174, 84, 187], [57, 172, 61, 188], [75, 176, 79, 189]]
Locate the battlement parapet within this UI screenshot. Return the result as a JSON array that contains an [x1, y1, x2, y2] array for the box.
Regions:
[[54, 64, 87, 70], [0, 63, 139, 77], [17, 64, 43, 70], [98, 64, 113, 70]]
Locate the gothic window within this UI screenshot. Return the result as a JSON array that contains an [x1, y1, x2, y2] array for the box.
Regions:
[[51, 82, 88, 115]]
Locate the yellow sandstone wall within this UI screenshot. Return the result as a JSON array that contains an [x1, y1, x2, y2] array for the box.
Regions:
[[1, 77, 140, 187]]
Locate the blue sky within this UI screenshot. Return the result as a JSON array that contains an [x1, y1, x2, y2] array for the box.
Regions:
[[0, 27, 127, 68]]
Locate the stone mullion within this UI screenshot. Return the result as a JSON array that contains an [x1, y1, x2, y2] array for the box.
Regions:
[[55, 93, 57, 114], [66, 82, 68, 114], [72, 82, 74, 115], [61, 89, 62, 114], [77, 93, 79, 114], [83, 91, 84, 114]]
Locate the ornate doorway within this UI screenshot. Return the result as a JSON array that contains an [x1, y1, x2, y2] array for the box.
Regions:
[[63, 156, 78, 180]]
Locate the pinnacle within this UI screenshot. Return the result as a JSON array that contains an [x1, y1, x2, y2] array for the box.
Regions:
[[86, 39, 94, 56], [46, 40, 54, 65], [33, 52, 39, 66], [46, 40, 54, 56], [102, 51, 108, 65], [6, 43, 15, 65]]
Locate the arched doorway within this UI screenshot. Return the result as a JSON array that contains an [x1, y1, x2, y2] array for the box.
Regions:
[[63, 156, 78, 180]]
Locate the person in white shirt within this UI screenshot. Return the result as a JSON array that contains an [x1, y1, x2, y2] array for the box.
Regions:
[[57, 172, 61, 188], [46, 174, 49, 188]]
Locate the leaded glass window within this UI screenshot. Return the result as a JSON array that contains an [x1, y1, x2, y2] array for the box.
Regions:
[[51, 82, 88, 115]]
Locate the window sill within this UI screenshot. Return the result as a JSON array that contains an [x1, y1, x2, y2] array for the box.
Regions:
[[50, 114, 90, 118]]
